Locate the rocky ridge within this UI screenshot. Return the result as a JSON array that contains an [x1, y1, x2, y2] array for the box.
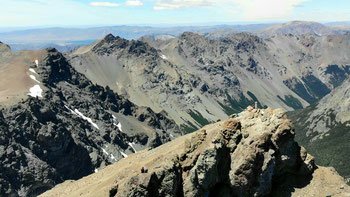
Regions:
[[0, 46, 181, 196], [41, 107, 350, 197]]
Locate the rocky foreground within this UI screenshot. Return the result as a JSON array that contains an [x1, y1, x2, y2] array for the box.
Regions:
[[41, 107, 350, 197]]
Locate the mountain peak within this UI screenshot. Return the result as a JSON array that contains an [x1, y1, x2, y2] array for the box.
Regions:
[[102, 33, 117, 42]]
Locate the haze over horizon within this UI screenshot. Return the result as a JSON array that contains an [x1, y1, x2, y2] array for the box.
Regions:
[[1, 0, 350, 27]]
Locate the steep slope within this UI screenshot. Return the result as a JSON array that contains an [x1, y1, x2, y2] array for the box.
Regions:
[[69, 33, 350, 132], [69, 34, 214, 132], [41, 107, 350, 197], [150, 32, 350, 108], [0, 44, 181, 196], [258, 21, 343, 37], [289, 78, 350, 182]]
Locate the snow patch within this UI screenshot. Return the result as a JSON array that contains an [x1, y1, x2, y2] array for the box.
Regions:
[[64, 105, 77, 115], [102, 148, 109, 155], [74, 109, 99, 129], [116, 122, 122, 132], [128, 142, 137, 153], [29, 68, 37, 74], [120, 151, 128, 158], [110, 154, 117, 161], [160, 54, 168, 60], [28, 85, 42, 98], [29, 75, 40, 83], [102, 148, 117, 161], [94, 168, 98, 173], [65, 106, 99, 129], [35, 60, 39, 67], [111, 115, 122, 131]]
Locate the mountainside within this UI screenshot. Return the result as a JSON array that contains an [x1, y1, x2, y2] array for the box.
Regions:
[[0, 43, 181, 196], [258, 21, 348, 37], [41, 107, 350, 197], [69, 32, 350, 132], [289, 78, 350, 182]]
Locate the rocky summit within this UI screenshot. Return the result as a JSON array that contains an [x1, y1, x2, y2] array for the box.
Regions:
[[41, 107, 349, 197]]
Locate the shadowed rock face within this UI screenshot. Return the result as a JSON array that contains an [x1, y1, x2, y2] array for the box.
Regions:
[[0, 47, 181, 197], [41, 107, 349, 197]]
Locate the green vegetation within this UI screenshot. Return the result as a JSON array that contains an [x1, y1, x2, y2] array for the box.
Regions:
[[285, 78, 317, 104], [285, 75, 331, 104], [288, 108, 350, 181], [277, 95, 303, 110], [218, 102, 239, 115], [325, 65, 349, 88], [188, 109, 211, 126], [302, 74, 330, 100], [181, 121, 199, 134], [220, 91, 263, 116]]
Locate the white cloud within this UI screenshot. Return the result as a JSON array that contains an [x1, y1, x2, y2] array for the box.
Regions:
[[125, 0, 144, 6], [153, 0, 211, 10], [232, 0, 310, 21], [152, 0, 310, 21], [90, 2, 120, 7]]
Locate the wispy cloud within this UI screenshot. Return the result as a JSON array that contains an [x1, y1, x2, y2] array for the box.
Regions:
[[125, 0, 144, 6], [90, 2, 120, 7], [153, 0, 211, 10], [152, 0, 310, 21]]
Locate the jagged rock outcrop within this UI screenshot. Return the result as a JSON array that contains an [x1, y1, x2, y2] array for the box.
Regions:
[[40, 108, 350, 197], [0, 47, 181, 196]]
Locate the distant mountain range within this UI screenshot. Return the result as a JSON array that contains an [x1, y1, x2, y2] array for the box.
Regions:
[[1, 21, 349, 51]]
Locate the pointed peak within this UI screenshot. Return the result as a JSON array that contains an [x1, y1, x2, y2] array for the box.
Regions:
[[102, 33, 117, 42]]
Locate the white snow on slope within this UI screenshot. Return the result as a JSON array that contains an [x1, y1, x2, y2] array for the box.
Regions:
[[35, 60, 39, 67], [64, 105, 78, 115], [65, 106, 99, 130], [94, 168, 98, 173], [74, 109, 99, 129], [102, 148, 117, 161], [29, 75, 40, 83], [102, 148, 109, 155], [160, 54, 168, 60], [28, 85, 42, 98], [110, 154, 117, 161], [120, 151, 128, 158], [29, 68, 37, 74], [128, 142, 137, 153], [111, 114, 123, 132], [116, 122, 122, 131]]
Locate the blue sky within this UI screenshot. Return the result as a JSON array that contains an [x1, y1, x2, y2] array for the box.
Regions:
[[0, 0, 349, 27]]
